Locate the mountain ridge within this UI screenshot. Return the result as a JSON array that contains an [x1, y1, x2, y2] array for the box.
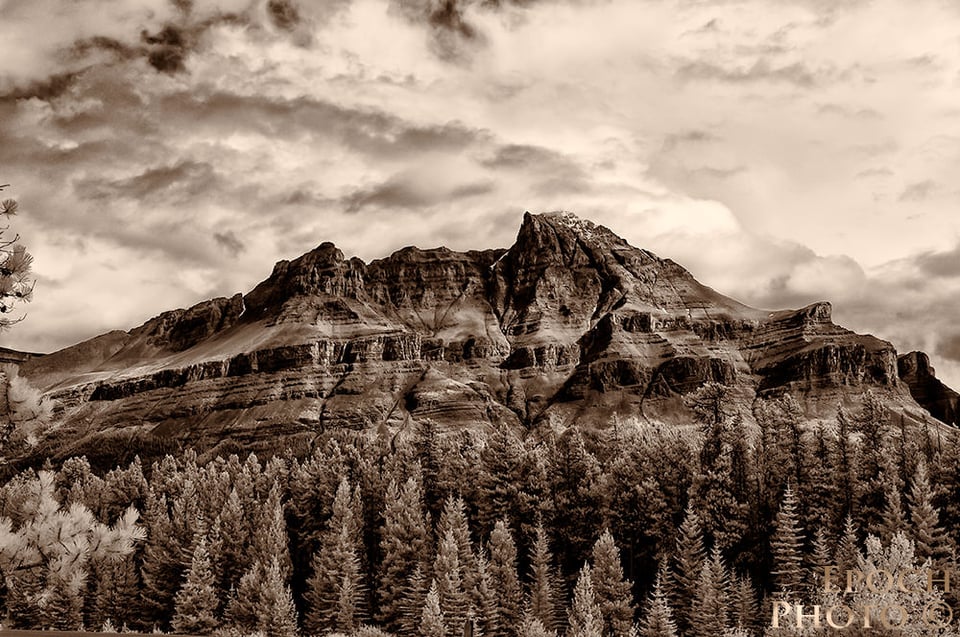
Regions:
[[14, 211, 956, 459]]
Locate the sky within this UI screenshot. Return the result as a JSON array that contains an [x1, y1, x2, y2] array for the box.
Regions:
[[1, 0, 960, 389]]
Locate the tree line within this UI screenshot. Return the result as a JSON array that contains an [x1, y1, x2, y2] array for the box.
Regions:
[[2, 384, 959, 636]]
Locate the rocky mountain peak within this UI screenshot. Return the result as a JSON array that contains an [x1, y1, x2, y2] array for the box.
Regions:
[[14, 211, 959, 464]]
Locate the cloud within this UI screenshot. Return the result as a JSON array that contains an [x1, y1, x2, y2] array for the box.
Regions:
[[214, 230, 246, 256], [899, 179, 937, 202], [267, 0, 302, 30], [677, 59, 822, 87], [74, 160, 218, 203], [914, 242, 960, 278], [342, 172, 495, 212]]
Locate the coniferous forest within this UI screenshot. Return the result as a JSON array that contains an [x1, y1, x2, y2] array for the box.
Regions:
[[2, 384, 960, 636]]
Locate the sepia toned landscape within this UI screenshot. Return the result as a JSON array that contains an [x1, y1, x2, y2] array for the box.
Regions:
[[4, 0, 960, 635]]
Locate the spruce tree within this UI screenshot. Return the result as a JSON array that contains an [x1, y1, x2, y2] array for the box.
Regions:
[[421, 581, 448, 637], [670, 505, 705, 634], [217, 488, 249, 600], [488, 519, 522, 635], [877, 457, 905, 542], [476, 551, 502, 637], [438, 494, 479, 606], [770, 484, 805, 597], [835, 515, 861, 574], [258, 557, 300, 637], [172, 534, 219, 635], [806, 527, 832, 595], [640, 569, 678, 637], [908, 459, 952, 564], [225, 558, 298, 637], [434, 528, 470, 634], [528, 523, 561, 632], [690, 549, 728, 637], [93, 552, 140, 630], [731, 575, 757, 631], [399, 564, 431, 637], [590, 528, 636, 636], [305, 478, 367, 635], [567, 564, 604, 637], [519, 614, 559, 637], [334, 546, 366, 634], [378, 477, 429, 633], [252, 480, 292, 579]]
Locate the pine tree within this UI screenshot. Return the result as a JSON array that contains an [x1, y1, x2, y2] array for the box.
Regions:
[[876, 456, 905, 542], [93, 551, 140, 629], [258, 558, 300, 637], [488, 519, 522, 636], [835, 515, 861, 574], [399, 564, 431, 637], [690, 549, 728, 637], [0, 470, 145, 631], [908, 459, 952, 564], [217, 488, 249, 600], [434, 528, 470, 635], [172, 534, 219, 635], [770, 484, 804, 597], [730, 575, 756, 631], [304, 478, 367, 635], [421, 581, 447, 637], [225, 558, 298, 637], [567, 564, 604, 637], [527, 523, 561, 632], [806, 527, 832, 595], [0, 186, 34, 335], [478, 422, 528, 536], [640, 569, 678, 637], [833, 406, 858, 520], [335, 547, 366, 634], [378, 477, 429, 633], [252, 480, 292, 579], [670, 505, 705, 634], [518, 614, 559, 637], [476, 551, 501, 637], [437, 494, 479, 607], [590, 528, 635, 636]]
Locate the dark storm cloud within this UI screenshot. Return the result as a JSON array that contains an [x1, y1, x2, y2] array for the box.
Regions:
[[914, 242, 960, 278], [938, 334, 960, 363], [899, 180, 937, 202], [141, 12, 247, 73], [267, 0, 301, 30], [390, 0, 545, 61], [342, 175, 494, 212], [214, 230, 246, 256], [68, 36, 142, 62], [0, 72, 80, 101], [158, 90, 487, 156], [677, 58, 821, 87], [74, 161, 218, 203], [479, 143, 591, 194]]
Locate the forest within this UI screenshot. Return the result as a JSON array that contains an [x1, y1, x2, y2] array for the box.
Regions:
[[1, 383, 959, 637]]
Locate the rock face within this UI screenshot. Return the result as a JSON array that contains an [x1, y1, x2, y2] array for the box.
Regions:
[[898, 351, 960, 427], [17, 211, 956, 457]]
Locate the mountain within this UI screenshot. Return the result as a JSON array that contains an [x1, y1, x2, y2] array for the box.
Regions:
[[16, 211, 955, 460]]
